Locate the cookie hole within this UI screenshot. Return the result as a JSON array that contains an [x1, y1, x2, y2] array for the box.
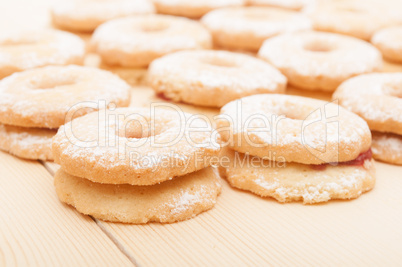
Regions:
[[141, 22, 169, 32], [244, 10, 269, 19], [118, 122, 152, 139], [116, 117, 163, 139], [336, 6, 365, 13], [243, 9, 284, 21], [0, 38, 38, 46], [383, 83, 402, 98], [202, 57, 237, 68], [30, 79, 76, 90], [304, 41, 333, 52]]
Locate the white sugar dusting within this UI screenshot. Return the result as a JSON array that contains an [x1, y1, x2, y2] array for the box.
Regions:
[[334, 73, 402, 133], [92, 15, 211, 55], [0, 65, 130, 127], [52, 0, 154, 21], [148, 50, 286, 95], [202, 7, 312, 38], [0, 29, 85, 71], [246, 160, 374, 204], [259, 31, 382, 80], [53, 108, 220, 171], [154, 0, 244, 8], [219, 94, 370, 155]]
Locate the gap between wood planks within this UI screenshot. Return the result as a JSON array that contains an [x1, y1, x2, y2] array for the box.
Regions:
[[39, 160, 141, 267]]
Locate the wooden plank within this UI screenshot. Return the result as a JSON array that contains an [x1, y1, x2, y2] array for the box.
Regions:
[[0, 152, 133, 266], [93, 161, 402, 266]]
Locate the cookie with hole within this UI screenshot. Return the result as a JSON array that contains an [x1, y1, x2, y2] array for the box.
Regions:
[[148, 50, 286, 107], [54, 166, 222, 223], [91, 15, 212, 67], [52, 107, 222, 185], [259, 31, 382, 92], [333, 73, 402, 165], [0, 29, 85, 79]]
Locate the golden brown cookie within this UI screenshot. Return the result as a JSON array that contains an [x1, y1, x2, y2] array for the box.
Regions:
[[309, 0, 396, 41], [333, 73, 402, 135], [51, 0, 155, 32], [219, 148, 375, 204], [153, 0, 245, 19], [216, 94, 371, 165], [148, 50, 286, 107], [247, 0, 312, 10], [0, 124, 56, 161], [371, 131, 402, 165], [201, 7, 311, 51], [54, 167, 222, 223], [0, 29, 85, 79], [52, 107, 221, 185], [258, 31, 382, 92], [0, 65, 131, 128], [91, 15, 212, 67], [371, 26, 402, 63]]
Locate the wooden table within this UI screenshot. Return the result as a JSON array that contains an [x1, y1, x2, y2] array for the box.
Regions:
[[1, 1, 402, 266]]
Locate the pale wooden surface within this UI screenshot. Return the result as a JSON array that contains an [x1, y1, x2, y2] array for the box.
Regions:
[[2, 0, 402, 266], [0, 153, 133, 267]]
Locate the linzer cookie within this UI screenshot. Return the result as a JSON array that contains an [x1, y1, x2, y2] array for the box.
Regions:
[[371, 26, 402, 63], [91, 15, 212, 67], [0, 65, 131, 160], [52, 107, 222, 223], [153, 0, 245, 19], [148, 50, 286, 107], [333, 73, 402, 165], [54, 167, 222, 224], [51, 0, 155, 32], [216, 94, 375, 204], [201, 6, 311, 51], [258, 31, 382, 92], [0, 29, 85, 79]]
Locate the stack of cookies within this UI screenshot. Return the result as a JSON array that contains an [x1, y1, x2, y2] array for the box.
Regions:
[[0, 65, 131, 161], [334, 73, 402, 165], [52, 107, 222, 223], [217, 94, 376, 204]]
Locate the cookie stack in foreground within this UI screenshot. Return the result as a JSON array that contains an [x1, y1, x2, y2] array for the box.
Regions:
[[217, 94, 376, 204], [334, 73, 402, 165], [52, 107, 222, 223], [0, 65, 130, 161]]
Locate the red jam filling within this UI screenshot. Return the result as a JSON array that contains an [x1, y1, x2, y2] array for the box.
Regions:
[[156, 92, 171, 101], [310, 149, 372, 171]]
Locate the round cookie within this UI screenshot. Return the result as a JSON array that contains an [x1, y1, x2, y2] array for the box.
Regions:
[[52, 107, 221, 185], [148, 50, 287, 107], [333, 73, 402, 135], [216, 94, 371, 165], [371, 26, 402, 63], [153, 0, 245, 19], [219, 148, 375, 204], [0, 65, 131, 128], [201, 7, 311, 51], [258, 31, 382, 91], [309, 0, 396, 41], [247, 0, 312, 10], [0, 124, 56, 161], [51, 0, 155, 32], [371, 131, 402, 165], [54, 167, 222, 223], [91, 15, 212, 67], [0, 29, 85, 79]]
